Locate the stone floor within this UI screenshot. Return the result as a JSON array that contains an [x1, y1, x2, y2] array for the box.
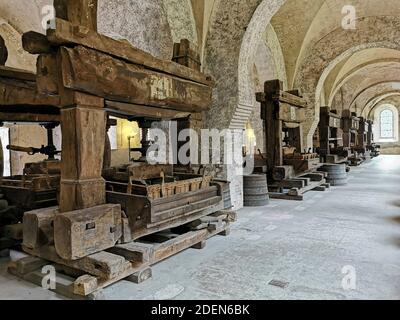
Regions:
[[1, 155, 400, 300]]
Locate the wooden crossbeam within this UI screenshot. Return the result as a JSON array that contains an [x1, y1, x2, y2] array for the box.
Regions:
[[46, 19, 213, 86]]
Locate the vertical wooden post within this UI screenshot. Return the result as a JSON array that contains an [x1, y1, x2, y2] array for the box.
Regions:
[[59, 92, 106, 213], [173, 39, 201, 71], [263, 80, 284, 171]]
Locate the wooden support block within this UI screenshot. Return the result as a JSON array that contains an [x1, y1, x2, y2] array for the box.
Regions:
[[74, 275, 98, 296], [37, 53, 59, 95], [301, 173, 325, 182], [107, 242, 153, 266], [312, 186, 326, 192], [279, 179, 305, 189], [153, 230, 209, 262], [23, 207, 57, 250], [54, 204, 122, 260], [14, 256, 48, 275], [273, 166, 295, 181], [120, 217, 133, 244], [59, 178, 106, 213], [191, 241, 206, 249], [125, 267, 152, 284], [22, 31, 53, 54]]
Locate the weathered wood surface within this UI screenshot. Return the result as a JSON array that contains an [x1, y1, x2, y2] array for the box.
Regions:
[[23, 207, 57, 250], [0, 80, 59, 106], [16, 212, 232, 298], [23, 244, 131, 280], [46, 19, 213, 86], [0, 67, 60, 108], [105, 100, 191, 120], [54, 0, 98, 32], [37, 53, 59, 95], [22, 31, 53, 54], [0, 112, 59, 123], [0, 66, 36, 82], [58, 46, 211, 112], [54, 204, 122, 260], [59, 102, 106, 212], [173, 39, 201, 71]]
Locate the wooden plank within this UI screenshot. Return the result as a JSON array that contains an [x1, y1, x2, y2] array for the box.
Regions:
[[14, 256, 48, 275], [272, 91, 307, 108], [47, 18, 213, 86], [268, 192, 303, 201], [107, 242, 153, 266], [0, 81, 60, 106], [0, 66, 36, 82], [105, 100, 191, 120], [58, 46, 212, 113], [23, 244, 131, 280], [0, 112, 60, 123]]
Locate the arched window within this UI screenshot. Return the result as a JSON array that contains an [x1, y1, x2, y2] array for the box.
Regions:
[[380, 109, 394, 139]]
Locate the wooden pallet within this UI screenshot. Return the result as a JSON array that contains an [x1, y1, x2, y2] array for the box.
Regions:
[[269, 172, 330, 201], [8, 211, 235, 300]]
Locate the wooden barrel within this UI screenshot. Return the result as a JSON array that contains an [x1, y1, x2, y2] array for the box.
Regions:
[[319, 164, 348, 186], [243, 174, 269, 207]]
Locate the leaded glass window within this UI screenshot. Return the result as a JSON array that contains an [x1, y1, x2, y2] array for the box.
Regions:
[[380, 109, 394, 139]]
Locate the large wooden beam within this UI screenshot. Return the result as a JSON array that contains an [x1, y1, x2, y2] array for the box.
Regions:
[[58, 46, 212, 113], [0, 112, 59, 123], [46, 19, 213, 86], [0, 66, 36, 82], [105, 101, 191, 120], [0, 81, 60, 106]]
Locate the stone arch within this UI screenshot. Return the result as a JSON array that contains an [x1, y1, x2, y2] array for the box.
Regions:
[[349, 80, 400, 110], [203, 0, 286, 130], [328, 59, 400, 106], [363, 90, 400, 118], [293, 16, 400, 149], [163, 0, 198, 46], [203, 0, 286, 209]]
